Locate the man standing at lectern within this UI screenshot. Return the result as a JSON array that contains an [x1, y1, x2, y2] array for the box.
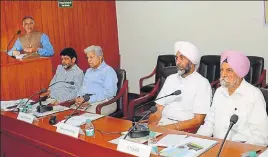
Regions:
[[7, 16, 54, 57]]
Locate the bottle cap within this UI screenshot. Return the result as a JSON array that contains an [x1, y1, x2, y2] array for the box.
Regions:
[[86, 119, 92, 123], [149, 131, 156, 137]]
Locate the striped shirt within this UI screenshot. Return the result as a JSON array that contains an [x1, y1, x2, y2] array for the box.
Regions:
[[49, 64, 84, 103]]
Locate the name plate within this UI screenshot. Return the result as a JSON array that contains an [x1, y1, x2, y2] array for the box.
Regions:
[[56, 122, 80, 138], [117, 139, 151, 157], [17, 112, 35, 124]]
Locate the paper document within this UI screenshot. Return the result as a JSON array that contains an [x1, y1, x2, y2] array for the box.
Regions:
[[109, 132, 162, 145], [160, 136, 218, 157], [33, 105, 70, 117], [258, 149, 268, 157], [157, 134, 188, 147], [1, 99, 32, 111], [57, 113, 105, 127], [15, 54, 27, 59]]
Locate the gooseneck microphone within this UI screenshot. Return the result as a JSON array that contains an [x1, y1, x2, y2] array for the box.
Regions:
[[37, 81, 75, 113], [135, 90, 181, 111], [6, 30, 21, 54], [64, 94, 93, 123], [123, 106, 158, 139], [23, 88, 47, 107], [49, 81, 75, 88], [216, 114, 239, 157]]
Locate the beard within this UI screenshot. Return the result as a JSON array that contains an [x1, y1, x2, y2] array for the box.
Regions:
[[62, 63, 72, 70], [177, 62, 192, 76], [219, 78, 230, 88], [220, 77, 238, 88]]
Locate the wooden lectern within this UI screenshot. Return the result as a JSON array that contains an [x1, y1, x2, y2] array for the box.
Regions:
[[0, 52, 53, 100]]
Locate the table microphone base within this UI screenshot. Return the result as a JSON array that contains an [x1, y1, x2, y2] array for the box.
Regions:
[[129, 124, 150, 138], [37, 105, 53, 113]]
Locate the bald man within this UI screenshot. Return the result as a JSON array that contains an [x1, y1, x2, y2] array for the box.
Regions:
[[197, 51, 268, 146], [148, 41, 212, 131]]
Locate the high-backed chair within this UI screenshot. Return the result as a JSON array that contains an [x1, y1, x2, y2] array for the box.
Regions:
[[139, 55, 175, 96], [259, 88, 268, 116], [199, 55, 266, 90], [198, 55, 221, 82], [96, 69, 128, 118], [59, 69, 128, 118], [245, 56, 266, 87]]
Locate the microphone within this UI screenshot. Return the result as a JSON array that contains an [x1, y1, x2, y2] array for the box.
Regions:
[[216, 114, 239, 157], [123, 106, 158, 139], [49, 81, 75, 88], [12, 88, 47, 112], [6, 30, 21, 54], [37, 81, 75, 113], [135, 90, 181, 111], [63, 94, 93, 123]]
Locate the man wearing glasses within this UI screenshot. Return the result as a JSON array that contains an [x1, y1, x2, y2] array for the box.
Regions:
[[148, 41, 212, 132], [8, 16, 54, 57]]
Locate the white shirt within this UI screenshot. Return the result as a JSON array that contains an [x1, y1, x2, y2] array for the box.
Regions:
[[155, 71, 212, 122], [197, 79, 268, 146]]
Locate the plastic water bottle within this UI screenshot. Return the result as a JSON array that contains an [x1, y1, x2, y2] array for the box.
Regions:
[[85, 119, 94, 137], [148, 131, 158, 155]]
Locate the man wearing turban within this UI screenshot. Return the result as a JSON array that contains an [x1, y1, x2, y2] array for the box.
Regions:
[[148, 41, 212, 131], [197, 51, 268, 146]]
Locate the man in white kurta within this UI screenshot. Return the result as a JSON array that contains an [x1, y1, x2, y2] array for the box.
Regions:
[[197, 51, 268, 146], [148, 41, 212, 131]]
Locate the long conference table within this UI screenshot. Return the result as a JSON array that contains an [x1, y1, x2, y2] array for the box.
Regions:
[[1, 109, 267, 157]]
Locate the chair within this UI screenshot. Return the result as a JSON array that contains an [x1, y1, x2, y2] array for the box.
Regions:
[[60, 69, 128, 118], [245, 56, 266, 87], [128, 66, 177, 121], [259, 88, 268, 116], [96, 69, 128, 118], [200, 55, 266, 90], [139, 55, 175, 96]]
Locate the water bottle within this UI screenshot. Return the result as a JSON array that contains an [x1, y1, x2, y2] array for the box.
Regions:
[[148, 131, 158, 155], [85, 119, 94, 137]]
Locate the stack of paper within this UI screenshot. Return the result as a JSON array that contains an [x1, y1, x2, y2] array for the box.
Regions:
[[156, 134, 188, 147], [15, 54, 27, 59], [159, 136, 218, 157], [57, 113, 105, 127], [1, 99, 32, 111]]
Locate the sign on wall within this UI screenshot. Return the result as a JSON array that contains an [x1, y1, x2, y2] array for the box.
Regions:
[[265, 0, 268, 24], [58, 0, 73, 8]]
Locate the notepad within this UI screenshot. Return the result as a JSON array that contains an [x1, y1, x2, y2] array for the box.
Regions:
[[156, 134, 188, 147], [160, 136, 218, 157]]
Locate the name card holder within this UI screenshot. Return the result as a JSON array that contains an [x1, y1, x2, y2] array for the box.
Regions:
[[117, 139, 151, 157], [17, 112, 35, 124], [56, 122, 80, 138]]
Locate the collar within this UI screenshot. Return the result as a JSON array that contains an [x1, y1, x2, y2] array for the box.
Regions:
[[179, 71, 196, 80], [93, 61, 106, 71], [63, 64, 77, 72], [222, 79, 247, 96]]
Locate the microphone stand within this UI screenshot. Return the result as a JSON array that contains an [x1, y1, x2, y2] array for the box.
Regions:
[[216, 114, 238, 157], [123, 110, 152, 139], [135, 90, 180, 111]]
